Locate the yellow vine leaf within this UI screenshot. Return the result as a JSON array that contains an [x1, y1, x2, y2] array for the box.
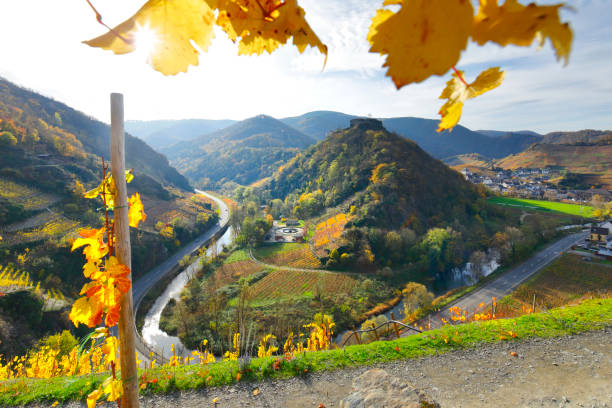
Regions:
[[101, 336, 119, 365], [102, 376, 124, 402], [69, 296, 103, 328], [128, 193, 147, 228], [368, 0, 474, 88], [472, 0, 572, 64], [83, 170, 133, 210], [437, 67, 505, 132], [84, 0, 216, 76], [213, 0, 327, 59], [71, 228, 108, 262], [87, 388, 104, 408]]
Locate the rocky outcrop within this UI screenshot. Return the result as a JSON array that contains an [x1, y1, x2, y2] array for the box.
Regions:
[[340, 368, 440, 408]]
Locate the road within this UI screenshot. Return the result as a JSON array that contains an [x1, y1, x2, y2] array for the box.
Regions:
[[427, 230, 588, 328], [127, 190, 230, 361]]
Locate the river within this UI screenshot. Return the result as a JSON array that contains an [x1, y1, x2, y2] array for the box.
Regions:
[[141, 226, 234, 359]]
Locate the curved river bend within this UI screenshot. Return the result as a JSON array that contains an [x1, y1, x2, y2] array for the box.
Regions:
[[141, 193, 233, 359]]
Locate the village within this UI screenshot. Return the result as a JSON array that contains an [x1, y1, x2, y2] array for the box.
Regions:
[[460, 167, 612, 203]]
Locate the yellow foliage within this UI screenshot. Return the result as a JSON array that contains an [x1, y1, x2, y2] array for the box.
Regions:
[[437, 67, 505, 132], [128, 192, 147, 228], [368, 0, 474, 88], [85, 0, 327, 75], [472, 0, 572, 65], [85, 0, 216, 76]]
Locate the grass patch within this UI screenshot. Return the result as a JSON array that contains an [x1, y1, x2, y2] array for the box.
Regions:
[[224, 249, 250, 264], [2, 298, 610, 406], [488, 196, 594, 218], [253, 243, 302, 258]]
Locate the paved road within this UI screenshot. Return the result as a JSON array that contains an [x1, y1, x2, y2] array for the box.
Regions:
[[427, 231, 588, 328], [126, 190, 230, 361]]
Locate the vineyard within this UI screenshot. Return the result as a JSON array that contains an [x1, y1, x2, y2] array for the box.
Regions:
[[0, 178, 60, 210], [504, 253, 612, 312], [210, 260, 265, 287], [0, 265, 68, 310], [313, 213, 349, 256], [0, 212, 79, 245], [248, 270, 357, 303], [255, 243, 321, 269]]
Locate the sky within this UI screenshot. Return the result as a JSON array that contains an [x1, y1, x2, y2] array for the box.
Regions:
[[0, 0, 610, 134]]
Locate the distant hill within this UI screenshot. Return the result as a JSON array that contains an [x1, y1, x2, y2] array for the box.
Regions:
[[540, 129, 612, 145], [477, 130, 541, 138], [444, 153, 493, 168], [267, 119, 479, 230], [381, 117, 541, 159], [280, 111, 358, 141], [164, 115, 316, 188], [126, 119, 235, 150]]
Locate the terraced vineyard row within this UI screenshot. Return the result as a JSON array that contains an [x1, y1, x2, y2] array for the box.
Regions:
[[249, 269, 357, 300], [0, 178, 60, 210], [260, 244, 322, 269], [0, 265, 69, 310], [0, 213, 79, 245]]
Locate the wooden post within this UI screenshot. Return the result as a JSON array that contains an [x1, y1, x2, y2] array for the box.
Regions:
[[355, 332, 361, 345], [532, 293, 536, 313], [391, 312, 400, 339], [110, 93, 140, 408]]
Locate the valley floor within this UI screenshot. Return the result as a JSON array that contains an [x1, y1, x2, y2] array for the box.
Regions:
[[48, 328, 610, 408]]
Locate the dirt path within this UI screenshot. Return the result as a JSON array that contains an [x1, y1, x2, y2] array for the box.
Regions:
[[96, 329, 610, 408]]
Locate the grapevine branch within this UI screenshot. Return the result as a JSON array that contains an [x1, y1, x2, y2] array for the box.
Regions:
[[85, 0, 132, 45], [451, 66, 468, 87]]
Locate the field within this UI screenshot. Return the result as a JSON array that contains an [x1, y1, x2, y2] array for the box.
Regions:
[[254, 243, 321, 269], [0, 178, 60, 211], [248, 269, 357, 304], [503, 253, 611, 311], [488, 196, 594, 217]]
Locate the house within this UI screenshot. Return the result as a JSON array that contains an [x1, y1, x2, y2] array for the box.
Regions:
[[590, 225, 610, 244]]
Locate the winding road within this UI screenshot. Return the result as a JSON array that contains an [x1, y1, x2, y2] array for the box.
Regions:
[[129, 190, 230, 361]]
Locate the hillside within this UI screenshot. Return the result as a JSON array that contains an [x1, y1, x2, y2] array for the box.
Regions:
[[125, 118, 235, 150], [494, 143, 612, 188], [0, 78, 190, 190], [268, 119, 480, 231], [164, 114, 316, 188], [0, 78, 220, 356]]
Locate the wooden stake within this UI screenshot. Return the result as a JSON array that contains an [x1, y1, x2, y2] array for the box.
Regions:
[[391, 312, 400, 339], [110, 93, 140, 408]]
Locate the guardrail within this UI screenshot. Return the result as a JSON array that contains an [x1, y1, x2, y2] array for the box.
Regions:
[[340, 313, 421, 347]]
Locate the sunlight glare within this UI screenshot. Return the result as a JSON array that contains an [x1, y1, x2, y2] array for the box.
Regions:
[[133, 23, 158, 58]]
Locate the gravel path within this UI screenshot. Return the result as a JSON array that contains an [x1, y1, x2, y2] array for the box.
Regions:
[[50, 328, 608, 408]]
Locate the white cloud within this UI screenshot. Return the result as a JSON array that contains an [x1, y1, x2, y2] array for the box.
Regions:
[[0, 0, 610, 133]]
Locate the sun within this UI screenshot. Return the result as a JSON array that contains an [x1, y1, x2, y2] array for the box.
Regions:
[[133, 23, 158, 57]]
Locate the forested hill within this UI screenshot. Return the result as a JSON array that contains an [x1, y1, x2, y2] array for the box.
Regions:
[[163, 114, 316, 188], [0, 77, 190, 190], [267, 119, 480, 231]]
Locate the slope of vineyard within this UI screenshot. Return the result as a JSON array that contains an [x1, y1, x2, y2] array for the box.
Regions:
[[248, 269, 357, 304], [254, 243, 322, 269]]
